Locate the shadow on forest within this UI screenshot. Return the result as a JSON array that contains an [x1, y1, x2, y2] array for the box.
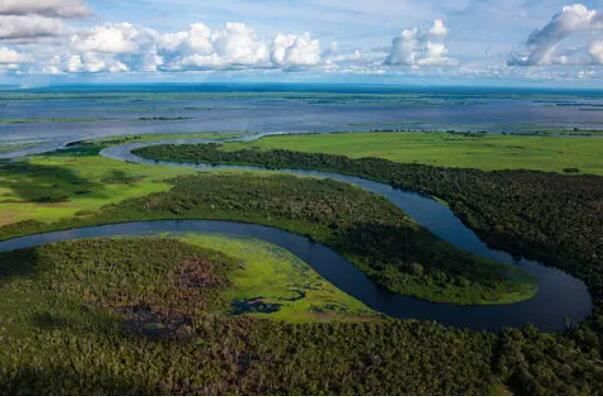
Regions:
[[335, 222, 505, 284], [0, 248, 39, 284], [0, 162, 106, 203], [0, 367, 156, 395]]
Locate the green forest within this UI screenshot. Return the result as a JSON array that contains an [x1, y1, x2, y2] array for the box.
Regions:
[[1, 238, 601, 395]]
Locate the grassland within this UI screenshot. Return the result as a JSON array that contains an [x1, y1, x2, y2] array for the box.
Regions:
[[0, 153, 194, 227], [222, 131, 603, 175], [179, 234, 374, 322]]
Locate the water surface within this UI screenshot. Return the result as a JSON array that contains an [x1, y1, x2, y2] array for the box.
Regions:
[[2, 84, 603, 158]]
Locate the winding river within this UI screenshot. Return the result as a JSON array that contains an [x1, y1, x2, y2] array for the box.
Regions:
[[0, 134, 593, 331]]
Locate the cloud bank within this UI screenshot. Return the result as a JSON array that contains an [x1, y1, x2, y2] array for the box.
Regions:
[[0, 0, 89, 42], [509, 3, 603, 66], [56, 22, 325, 73], [2, 0, 601, 83], [0, 0, 459, 76], [0, 0, 89, 18], [0, 15, 67, 40]]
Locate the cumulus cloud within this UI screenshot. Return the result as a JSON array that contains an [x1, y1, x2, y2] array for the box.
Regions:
[[271, 33, 321, 67], [386, 19, 454, 66], [66, 53, 128, 73], [177, 22, 269, 68], [0, 46, 28, 63], [590, 41, 603, 64], [65, 23, 162, 72], [8, 20, 326, 74], [71, 23, 156, 54], [509, 3, 603, 66], [0, 0, 89, 18], [156, 23, 322, 71], [0, 15, 66, 39]]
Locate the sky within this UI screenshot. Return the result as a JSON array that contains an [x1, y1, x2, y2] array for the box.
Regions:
[[1, 0, 603, 87]]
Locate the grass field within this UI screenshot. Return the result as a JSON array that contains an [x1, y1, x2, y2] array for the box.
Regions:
[[179, 234, 375, 322], [0, 154, 194, 227], [223, 131, 603, 175]]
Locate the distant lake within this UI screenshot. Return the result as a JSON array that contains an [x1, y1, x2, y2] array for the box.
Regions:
[[1, 83, 602, 156]]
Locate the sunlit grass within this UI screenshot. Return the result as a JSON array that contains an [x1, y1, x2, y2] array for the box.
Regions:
[[222, 131, 603, 175], [0, 154, 194, 226], [179, 233, 375, 322]]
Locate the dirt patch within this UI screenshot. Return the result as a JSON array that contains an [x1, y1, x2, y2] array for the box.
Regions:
[[178, 257, 225, 288], [118, 304, 194, 339]]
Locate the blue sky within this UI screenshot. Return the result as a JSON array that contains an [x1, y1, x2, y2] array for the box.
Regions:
[[1, 0, 603, 86]]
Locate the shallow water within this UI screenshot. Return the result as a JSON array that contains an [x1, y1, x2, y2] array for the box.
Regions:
[[2, 84, 603, 158], [97, 142, 593, 331]]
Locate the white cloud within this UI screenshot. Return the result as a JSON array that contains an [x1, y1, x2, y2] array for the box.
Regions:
[[0, 0, 89, 18], [509, 3, 603, 66], [428, 19, 449, 37], [2, 20, 328, 74], [0, 46, 27, 63], [159, 23, 323, 71], [71, 23, 156, 54], [0, 15, 66, 39], [271, 33, 321, 67], [590, 41, 603, 64], [184, 23, 212, 53], [386, 19, 454, 66], [66, 53, 128, 73], [158, 22, 269, 70], [210, 23, 269, 65]]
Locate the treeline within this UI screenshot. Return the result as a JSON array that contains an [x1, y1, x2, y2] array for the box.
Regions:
[[1, 239, 601, 395]]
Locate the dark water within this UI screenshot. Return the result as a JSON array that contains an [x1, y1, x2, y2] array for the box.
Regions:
[[95, 143, 593, 331], [0, 219, 590, 331], [2, 84, 603, 158]]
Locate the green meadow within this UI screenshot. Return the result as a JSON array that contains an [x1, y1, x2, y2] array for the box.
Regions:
[[0, 154, 194, 227], [179, 234, 375, 322], [223, 131, 603, 175]]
